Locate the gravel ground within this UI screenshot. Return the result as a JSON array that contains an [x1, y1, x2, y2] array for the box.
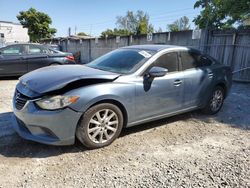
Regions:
[[0, 79, 249, 188]]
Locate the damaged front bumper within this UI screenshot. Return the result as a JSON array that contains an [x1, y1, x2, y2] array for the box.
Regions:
[[13, 96, 82, 146]]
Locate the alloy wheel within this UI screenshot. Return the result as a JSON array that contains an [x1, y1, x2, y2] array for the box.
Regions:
[[87, 109, 119, 144], [210, 89, 224, 112]]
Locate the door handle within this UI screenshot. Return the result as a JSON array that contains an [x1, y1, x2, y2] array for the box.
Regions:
[[208, 72, 213, 79], [174, 79, 182, 86]]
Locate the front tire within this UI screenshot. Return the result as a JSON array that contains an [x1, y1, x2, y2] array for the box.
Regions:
[[76, 103, 123, 149], [202, 86, 225, 115]]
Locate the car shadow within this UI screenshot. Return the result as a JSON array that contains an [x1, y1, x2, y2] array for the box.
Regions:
[[0, 111, 195, 159], [121, 111, 195, 137], [0, 112, 16, 137], [0, 109, 248, 159]]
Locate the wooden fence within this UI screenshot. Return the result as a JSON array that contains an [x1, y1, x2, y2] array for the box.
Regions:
[[205, 30, 250, 82]]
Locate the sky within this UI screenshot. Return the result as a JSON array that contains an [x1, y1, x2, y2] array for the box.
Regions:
[[0, 0, 201, 37]]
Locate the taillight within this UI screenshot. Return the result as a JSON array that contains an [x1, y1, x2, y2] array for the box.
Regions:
[[65, 55, 75, 61]]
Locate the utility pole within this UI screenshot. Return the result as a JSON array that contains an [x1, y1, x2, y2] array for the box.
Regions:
[[125, 18, 128, 31], [74, 26, 77, 35], [89, 25, 92, 36], [68, 27, 71, 36]]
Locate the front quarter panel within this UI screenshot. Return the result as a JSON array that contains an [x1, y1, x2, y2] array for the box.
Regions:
[[66, 82, 136, 124]]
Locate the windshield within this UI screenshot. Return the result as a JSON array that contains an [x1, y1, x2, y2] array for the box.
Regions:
[[86, 49, 155, 74]]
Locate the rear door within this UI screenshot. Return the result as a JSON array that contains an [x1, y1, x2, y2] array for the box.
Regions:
[[180, 50, 214, 108], [25, 44, 50, 72], [0, 44, 27, 76]]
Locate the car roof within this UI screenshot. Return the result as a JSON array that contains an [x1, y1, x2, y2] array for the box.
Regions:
[[0, 43, 51, 50], [122, 44, 190, 52], [6, 43, 42, 46]]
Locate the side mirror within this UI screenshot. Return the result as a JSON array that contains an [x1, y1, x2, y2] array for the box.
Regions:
[[148, 66, 168, 77]]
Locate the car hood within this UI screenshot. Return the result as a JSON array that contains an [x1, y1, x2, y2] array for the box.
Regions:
[[19, 65, 120, 94]]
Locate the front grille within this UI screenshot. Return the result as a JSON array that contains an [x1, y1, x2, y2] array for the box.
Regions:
[[15, 90, 30, 110]]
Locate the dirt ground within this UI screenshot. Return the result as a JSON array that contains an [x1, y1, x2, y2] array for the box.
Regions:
[[0, 79, 249, 188]]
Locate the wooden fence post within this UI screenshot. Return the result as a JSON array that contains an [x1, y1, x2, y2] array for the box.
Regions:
[[230, 31, 237, 69], [88, 39, 91, 62]]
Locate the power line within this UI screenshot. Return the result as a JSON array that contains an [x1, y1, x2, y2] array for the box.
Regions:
[[149, 7, 194, 17], [69, 3, 248, 32], [75, 8, 203, 35], [150, 12, 198, 21], [77, 12, 198, 31], [77, 7, 195, 29]]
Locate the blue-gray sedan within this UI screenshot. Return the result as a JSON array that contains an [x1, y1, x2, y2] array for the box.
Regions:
[[13, 45, 232, 149]]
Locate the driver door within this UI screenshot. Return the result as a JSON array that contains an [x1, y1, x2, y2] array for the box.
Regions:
[[134, 52, 184, 121], [0, 44, 27, 76]]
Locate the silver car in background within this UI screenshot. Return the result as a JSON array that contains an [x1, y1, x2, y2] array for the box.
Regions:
[[13, 45, 232, 149]]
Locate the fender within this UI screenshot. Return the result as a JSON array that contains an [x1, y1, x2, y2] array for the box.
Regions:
[[66, 82, 136, 123]]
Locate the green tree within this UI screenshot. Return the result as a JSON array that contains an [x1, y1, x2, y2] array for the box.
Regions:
[[167, 16, 190, 32], [100, 28, 130, 38], [100, 29, 115, 38], [17, 8, 57, 42], [77, 32, 88, 36], [193, 0, 250, 29], [116, 10, 154, 35]]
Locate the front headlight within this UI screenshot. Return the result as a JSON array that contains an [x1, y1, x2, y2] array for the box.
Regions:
[[35, 95, 79, 110]]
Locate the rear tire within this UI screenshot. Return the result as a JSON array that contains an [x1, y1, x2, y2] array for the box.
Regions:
[[76, 103, 123, 149], [202, 86, 225, 115]]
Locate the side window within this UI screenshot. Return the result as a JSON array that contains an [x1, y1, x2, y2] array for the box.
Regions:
[[154, 52, 178, 72], [181, 51, 201, 70], [49, 49, 59, 54], [1, 45, 22, 55], [28, 45, 47, 54]]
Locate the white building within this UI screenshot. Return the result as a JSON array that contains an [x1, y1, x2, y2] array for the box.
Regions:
[[0, 21, 29, 47]]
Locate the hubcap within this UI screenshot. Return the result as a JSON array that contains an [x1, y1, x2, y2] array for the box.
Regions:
[[87, 109, 119, 144], [210, 89, 223, 112]]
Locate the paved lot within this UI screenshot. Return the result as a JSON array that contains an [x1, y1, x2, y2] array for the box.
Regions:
[[0, 79, 249, 187]]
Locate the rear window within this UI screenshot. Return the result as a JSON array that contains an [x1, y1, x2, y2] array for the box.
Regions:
[[181, 51, 215, 69], [48, 49, 61, 54], [180, 51, 200, 70], [28, 45, 47, 54]]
